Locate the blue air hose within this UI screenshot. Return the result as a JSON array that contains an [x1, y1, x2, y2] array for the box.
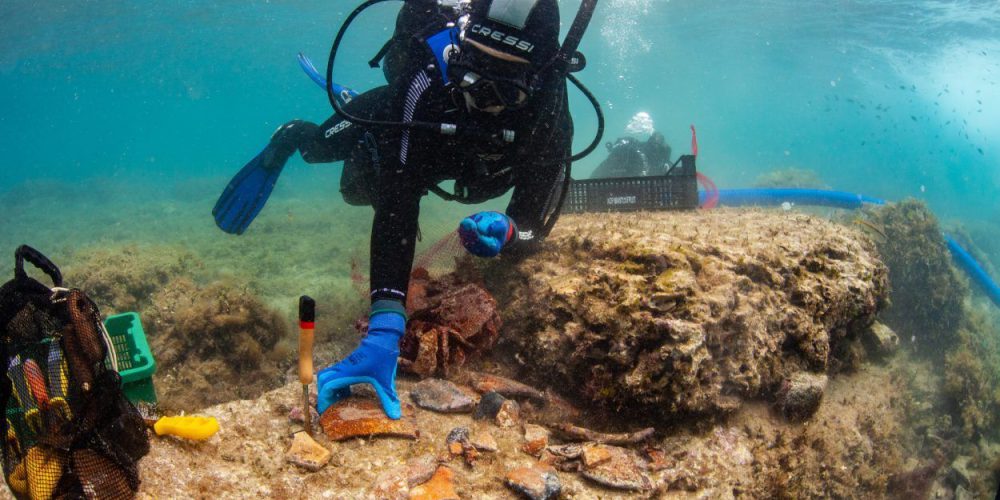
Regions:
[[698, 187, 999, 307], [945, 235, 1000, 307], [700, 188, 886, 208]]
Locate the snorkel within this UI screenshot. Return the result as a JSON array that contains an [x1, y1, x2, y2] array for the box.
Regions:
[[323, 0, 604, 163]]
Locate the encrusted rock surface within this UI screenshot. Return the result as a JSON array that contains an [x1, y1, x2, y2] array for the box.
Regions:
[[130, 356, 937, 498], [485, 209, 888, 417]]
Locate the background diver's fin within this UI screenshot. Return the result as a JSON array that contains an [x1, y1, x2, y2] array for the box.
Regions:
[[212, 147, 285, 235], [296, 52, 359, 105]]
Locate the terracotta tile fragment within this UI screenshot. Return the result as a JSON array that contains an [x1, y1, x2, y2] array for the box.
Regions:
[[580, 444, 652, 491], [319, 397, 418, 441], [580, 443, 613, 467], [284, 431, 331, 472], [469, 428, 498, 453], [409, 465, 460, 500], [644, 447, 673, 471], [521, 424, 551, 456], [505, 465, 561, 500], [496, 400, 521, 428], [371, 456, 438, 500]]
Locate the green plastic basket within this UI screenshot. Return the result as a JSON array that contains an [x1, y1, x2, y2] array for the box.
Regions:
[[104, 312, 157, 404]]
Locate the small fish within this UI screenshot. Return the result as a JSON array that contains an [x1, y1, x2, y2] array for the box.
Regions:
[[978, 148, 984, 155], [854, 219, 888, 241], [911, 115, 918, 121]]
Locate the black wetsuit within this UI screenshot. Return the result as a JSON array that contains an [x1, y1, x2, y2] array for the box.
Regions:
[[273, 2, 573, 305], [590, 134, 671, 179]]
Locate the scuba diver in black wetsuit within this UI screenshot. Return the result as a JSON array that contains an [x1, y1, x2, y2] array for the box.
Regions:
[[212, 0, 603, 419], [590, 131, 672, 179]]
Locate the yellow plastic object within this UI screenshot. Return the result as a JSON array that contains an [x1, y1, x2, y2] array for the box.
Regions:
[[8, 462, 28, 495], [153, 416, 220, 441], [25, 446, 66, 500]]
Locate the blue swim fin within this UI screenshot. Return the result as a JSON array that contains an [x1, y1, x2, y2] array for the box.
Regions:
[[212, 146, 287, 235]]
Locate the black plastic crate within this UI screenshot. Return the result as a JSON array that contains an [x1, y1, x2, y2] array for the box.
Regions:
[[564, 155, 699, 214]]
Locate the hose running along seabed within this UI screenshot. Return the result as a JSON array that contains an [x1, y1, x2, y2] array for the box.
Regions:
[[696, 186, 1000, 308]]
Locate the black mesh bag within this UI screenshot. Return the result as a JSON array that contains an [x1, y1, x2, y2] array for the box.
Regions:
[[1, 245, 149, 499]]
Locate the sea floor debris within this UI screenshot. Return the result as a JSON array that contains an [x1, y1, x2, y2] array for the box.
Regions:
[[134, 357, 959, 498]]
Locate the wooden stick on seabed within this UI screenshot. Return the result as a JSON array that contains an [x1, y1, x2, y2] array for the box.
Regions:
[[551, 423, 656, 445]]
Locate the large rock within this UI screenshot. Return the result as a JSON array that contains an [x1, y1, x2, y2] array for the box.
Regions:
[[486, 210, 888, 417]]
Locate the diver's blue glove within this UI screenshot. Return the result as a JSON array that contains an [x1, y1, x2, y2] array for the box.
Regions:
[[316, 301, 406, 419], [458, 211, 516, 258]]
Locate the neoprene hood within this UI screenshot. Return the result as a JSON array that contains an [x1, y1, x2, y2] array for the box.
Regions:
[[464, 0, 561, 70]]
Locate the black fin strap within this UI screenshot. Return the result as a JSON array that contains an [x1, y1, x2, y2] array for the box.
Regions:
[[428, 184, 460, 202]]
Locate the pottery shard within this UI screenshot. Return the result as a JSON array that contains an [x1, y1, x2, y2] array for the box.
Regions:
[[409, 465, 460, 500], [320, 397, 419, 441], [468, 372, 546, 402], [496, 399, 521, 428], [446, 427, 471, 456], [410, 378, 476, 414], [521, 424, 551, 456], [371, 455, 439, 500], [581, 443, 613, 468], [777, 372, 828, 421], [505, 465, 562, 500], [285, 432, 332, 472], [469, 428, 498, 453], [580, 444, 652, 492]]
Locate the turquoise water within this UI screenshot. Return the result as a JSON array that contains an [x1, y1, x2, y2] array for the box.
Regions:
[[1, 1, 998, 297], [2, 2, 1000, 495]]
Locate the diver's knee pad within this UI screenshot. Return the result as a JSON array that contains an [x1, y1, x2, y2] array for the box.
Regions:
[[340, 144, 379, 207]]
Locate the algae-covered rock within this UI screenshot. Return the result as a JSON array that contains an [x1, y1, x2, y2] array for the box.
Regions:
[[64, 244, 199, 314], [865, 200, 966, 352], [145, 278, 290, 410], [863, 321, 900, 356], [485, 209, 888, 418], [776, 372, 828, 421]]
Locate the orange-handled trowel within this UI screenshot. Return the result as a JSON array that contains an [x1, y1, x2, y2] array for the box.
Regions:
[[298, 295, 316, 437]]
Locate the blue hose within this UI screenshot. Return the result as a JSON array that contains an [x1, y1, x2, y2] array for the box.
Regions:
[[700, 186, 999, 307], [700, 188, 886, 208], [945, 235, 1000, 307]]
